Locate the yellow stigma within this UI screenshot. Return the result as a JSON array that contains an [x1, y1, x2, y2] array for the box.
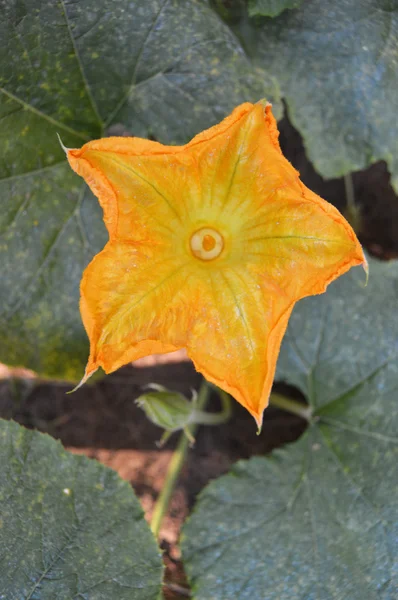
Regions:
[[190, 227, 224, 261]]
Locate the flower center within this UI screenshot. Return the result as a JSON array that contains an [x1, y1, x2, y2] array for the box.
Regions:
[[190, 227, 224, 261]]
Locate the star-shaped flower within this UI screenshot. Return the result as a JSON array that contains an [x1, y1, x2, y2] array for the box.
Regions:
[[67, 102, 366, 427]]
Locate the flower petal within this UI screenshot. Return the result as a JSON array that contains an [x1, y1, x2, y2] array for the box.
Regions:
[[80, 241, 198, 379], [187, 103, 297, 224], [67, 138, 199, 242], [185, 265, 295, 427], [241, 187, 365, 300]]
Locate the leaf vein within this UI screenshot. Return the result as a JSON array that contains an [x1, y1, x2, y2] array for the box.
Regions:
[[59, 0, 104, 129], [0, 87, 89, 142]]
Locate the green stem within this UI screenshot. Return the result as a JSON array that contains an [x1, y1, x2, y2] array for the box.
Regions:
[[344, 173, 356, 214], [150, 379, 211, 538], [269, 393, 312, 421], [191, 389, 232, 426], [344, 173, 362, 235]]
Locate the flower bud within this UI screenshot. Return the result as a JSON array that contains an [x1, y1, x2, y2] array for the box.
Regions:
[[135, 385, 194, 432]]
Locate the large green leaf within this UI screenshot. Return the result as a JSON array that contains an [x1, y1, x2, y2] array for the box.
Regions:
[[0, 0, 274, 379], [248, 0, 303, 18], [250, 0, 398, 189], [0, 419, 162, 599], [182, 256, 398, 599]]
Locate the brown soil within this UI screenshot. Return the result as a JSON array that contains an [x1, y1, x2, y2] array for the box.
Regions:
[[1, 116, 397, 598]]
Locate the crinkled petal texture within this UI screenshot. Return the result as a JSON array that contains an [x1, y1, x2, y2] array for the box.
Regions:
[[67, 102, 366, 426]]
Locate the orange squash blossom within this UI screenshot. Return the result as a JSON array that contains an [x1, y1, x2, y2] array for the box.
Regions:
[[66, 101, 366, 428]]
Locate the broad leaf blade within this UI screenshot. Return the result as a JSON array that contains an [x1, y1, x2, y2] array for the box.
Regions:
[[64, 0, 274, 142], [248, 0, 303, 18], [276, 259, 395, 410], [0, 0, 275, 379], [0, 0, 101, 178], [182, 257, 398, 600], [0, 174, 106, 380], [0, 419, 163, 599], [252, 0, 398, 189], [183, 428, 397, 599]]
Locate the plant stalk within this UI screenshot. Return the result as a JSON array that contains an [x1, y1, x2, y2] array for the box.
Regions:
[[269, 393, 312, 421], [344, 173, 356, 214], [191, 388, 231, 425], [150, 379, 211, 538]]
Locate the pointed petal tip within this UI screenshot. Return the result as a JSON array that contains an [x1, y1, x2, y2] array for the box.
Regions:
[[66, 368, 96, 394], [255, 413, 264, 435], [56, 132, 71, 155], [362, 254, 369, 286]]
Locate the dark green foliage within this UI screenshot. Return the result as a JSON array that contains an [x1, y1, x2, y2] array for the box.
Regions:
[[0, 419, 163, 599]]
